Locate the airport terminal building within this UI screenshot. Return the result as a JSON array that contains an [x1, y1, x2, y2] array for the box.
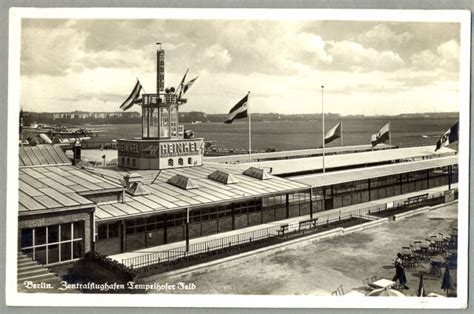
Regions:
[[17, 46, 459, 268], [18, 119, 458, 266]]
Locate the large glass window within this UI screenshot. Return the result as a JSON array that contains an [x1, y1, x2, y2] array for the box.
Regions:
[[170, 106, 178, 137], [160, 107, 170, 137], [97, 221, 119, 240], [20, 222, 84, 265], [142, 107, 149, 138], [149, 107, 159, 138]]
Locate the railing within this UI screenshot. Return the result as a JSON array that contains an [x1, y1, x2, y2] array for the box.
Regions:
[[122, 224, 282, 269], [121, 208, 366, 270], [120, 188, 457, 272]]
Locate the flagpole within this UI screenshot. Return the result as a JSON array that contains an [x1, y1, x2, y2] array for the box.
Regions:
[[248, 91, 251, 161], [340, 121, 343, 147], [321, 85, 325, 173]]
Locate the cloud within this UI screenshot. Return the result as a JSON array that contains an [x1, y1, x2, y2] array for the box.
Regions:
[[410, 39, 459, 72], [21, 24, 88, 76], [357, 24, 413, 46], [202, 44, 232, 69], [19, 19, 461, 115], [327, 40, 405, 72]]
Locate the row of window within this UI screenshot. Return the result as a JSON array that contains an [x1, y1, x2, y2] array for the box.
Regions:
[[20, 222, 84, 265], [168, 157, 193, 167], [96, 168, 456, 238], [121, 157, 194, 168], [142, 106, 178, 138]]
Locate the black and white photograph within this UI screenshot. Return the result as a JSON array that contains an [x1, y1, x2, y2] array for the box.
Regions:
[[5, 8, 470, 309]]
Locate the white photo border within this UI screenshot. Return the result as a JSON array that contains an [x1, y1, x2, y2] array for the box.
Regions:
[[5, 7, 471, 309]]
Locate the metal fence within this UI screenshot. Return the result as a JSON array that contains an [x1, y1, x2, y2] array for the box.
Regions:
[[120, 189, 456, 271], [121, 207, 366, 269]]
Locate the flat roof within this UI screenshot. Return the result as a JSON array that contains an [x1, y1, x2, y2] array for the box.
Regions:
[[19, 165, 123, 215], [291, 156, 458, 188], [93, 164, 309, 222], [204, 144, 394, 164], [19, 145, 70, 167], [231, 146, 456, 176]]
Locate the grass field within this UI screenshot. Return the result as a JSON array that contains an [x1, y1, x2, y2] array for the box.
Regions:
[[82, 117, 458, 151]]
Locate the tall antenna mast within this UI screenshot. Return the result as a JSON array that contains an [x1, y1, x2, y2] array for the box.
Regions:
[[156, 42, 164, 94]]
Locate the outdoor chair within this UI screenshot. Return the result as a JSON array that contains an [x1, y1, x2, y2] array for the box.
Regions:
[[425, 238, 440, 255], [413, 240, 422, 251], [331, 284, 345, 296], [410, 244, 423, 260], [430, 260, 442, 277], [403, 254, 416, 268]]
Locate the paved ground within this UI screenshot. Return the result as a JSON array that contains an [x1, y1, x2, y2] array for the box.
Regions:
[[147, 203, 458, 296]]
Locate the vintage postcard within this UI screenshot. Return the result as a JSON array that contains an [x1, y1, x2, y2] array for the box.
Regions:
[[5, 8, 470, 309]]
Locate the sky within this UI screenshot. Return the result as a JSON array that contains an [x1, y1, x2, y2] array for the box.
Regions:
[[20, 19, 461, 115]]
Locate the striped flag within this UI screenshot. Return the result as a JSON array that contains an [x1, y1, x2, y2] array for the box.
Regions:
[[371, 122, 390, 147], [182, 76, 198, 95], [325, 122, 341, 144], [224, 94, 248, 124], [435, 121, 459, 151], [177, 69, 189, 98], [120, 80, 142, 111]]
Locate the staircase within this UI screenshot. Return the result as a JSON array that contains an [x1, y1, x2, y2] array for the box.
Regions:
[[17, 252, 63, 292]]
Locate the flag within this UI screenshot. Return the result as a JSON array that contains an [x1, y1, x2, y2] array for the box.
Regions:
[[120, 80, 142, 111], [182, 76, 198, 95], [177, 69, 189, 98], [371, 122, 390, 147], [325, 122, 341, 144], [224, 94, 248, 124], [435, 121, 459, 151]]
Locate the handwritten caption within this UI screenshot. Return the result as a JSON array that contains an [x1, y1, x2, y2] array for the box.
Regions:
[[23, 280, 196, 292]]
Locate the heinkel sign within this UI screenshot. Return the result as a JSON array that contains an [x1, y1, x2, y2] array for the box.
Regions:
[[117, 138, 204, 170]]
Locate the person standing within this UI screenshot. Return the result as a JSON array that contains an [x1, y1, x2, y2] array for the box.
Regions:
[[393, 253, 409, 289]]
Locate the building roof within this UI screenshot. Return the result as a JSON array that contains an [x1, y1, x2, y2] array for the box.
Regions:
[[232, 146, 456, 176], [205, 144, 394, 164], [19, 165, 123, 215], [291, 156, 458, 188], [19, 145, 71, 167], [92, 164, 309, 222]]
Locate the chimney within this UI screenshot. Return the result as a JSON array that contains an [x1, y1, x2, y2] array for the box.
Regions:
[[72, 140, 82, 165], [124, 173, 149, 196]]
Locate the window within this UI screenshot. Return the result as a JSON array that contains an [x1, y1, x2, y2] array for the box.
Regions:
[[132, 159, 136, 168], [188, 157, 193, 165], [142, 107, 149, 138], [121, 157, 124, 165], [127, 158, 130, 166], [149, 107, 159, 138], [160, 107, 170, 137], [97, 222, 120, 240], [168, 158, 174, 167], [20, 222, 84, 265], [170, 106, 178, 137], [178, 158, 183, 166], [98, 224, 108, 239]]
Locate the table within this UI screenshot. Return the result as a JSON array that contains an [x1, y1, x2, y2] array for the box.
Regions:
[[371, 279, 396, 289], [344, 290, 366, 297]]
